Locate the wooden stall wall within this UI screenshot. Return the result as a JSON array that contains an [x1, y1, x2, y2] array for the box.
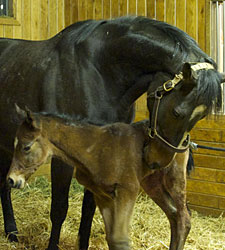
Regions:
[[0, 0, 65, 40], [1, 0, 224, 216]]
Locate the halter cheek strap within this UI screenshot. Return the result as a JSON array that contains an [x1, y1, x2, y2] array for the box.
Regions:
[[148, 73, 190, 153], [147, 62, 214, 153]]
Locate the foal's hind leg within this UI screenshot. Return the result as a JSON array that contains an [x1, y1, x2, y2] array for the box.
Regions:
[[141, 151, 191, 250], [95, 184, 139, 250], [47, 158, 74, 250]]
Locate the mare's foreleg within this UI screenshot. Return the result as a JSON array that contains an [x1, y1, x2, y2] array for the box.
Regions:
[[141, 151, 191, 250], [47, 158, 74, 250], [1, 183, 18, 242], [77, 189, 96, 250], [0, 151, 18, 242], [95, 184, 139, 250]]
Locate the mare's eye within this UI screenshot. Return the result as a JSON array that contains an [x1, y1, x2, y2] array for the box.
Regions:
[[23, 146, 31, 152], [173, 109, 180, 118]]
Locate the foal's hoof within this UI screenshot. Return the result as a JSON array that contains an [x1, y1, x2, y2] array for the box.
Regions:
[[7, 233, 18, 242]]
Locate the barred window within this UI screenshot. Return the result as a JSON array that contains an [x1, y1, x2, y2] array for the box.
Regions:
[[0, 0, 13, 17]]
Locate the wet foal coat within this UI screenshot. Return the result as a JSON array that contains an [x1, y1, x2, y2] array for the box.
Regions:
[[8, 112, 189, 250]]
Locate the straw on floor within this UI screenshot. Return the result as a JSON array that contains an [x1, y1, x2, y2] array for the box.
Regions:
[[0, 177, 224, 250]]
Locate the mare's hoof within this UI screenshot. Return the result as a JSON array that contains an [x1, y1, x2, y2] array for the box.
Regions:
[[7, 233, 18, 242]]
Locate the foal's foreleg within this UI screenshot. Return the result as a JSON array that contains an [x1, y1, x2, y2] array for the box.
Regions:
[[95, 185, 139, 250], [141, 152, 191, 250]]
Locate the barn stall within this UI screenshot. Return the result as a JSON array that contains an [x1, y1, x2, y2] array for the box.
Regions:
[[0, 0, 224, 249]]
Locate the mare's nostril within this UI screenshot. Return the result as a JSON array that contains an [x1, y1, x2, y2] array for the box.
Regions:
[[8, 177, 15, 187]]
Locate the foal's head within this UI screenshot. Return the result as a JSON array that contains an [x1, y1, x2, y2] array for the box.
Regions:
[[7, 106, 51, 188], [147, 62, 223, 155]]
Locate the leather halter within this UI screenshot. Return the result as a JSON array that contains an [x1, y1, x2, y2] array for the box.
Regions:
[[147, 62, 214, 153]]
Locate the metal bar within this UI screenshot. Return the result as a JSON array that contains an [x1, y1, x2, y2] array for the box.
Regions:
[[216, 2, 220, 66], [5, 0, 8, 16]]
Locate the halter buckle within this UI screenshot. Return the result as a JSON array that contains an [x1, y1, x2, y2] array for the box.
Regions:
[[163, 80, 175, 92], [148, 128, 156, 138]]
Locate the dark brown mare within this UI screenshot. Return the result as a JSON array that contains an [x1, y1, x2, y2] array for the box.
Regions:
[[0, 16, 224, 250], [7, 62, 222, 250]]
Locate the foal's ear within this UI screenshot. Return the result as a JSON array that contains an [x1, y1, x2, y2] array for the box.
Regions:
[[15, 104, 41, 130], [25, 107, 41, 130], [15, 104, 27, 120]]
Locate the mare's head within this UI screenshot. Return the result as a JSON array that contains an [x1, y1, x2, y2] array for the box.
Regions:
[[145, 62, 223, 166], [7, 106, 51, 189]]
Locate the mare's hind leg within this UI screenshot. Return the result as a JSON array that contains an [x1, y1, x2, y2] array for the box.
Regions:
[[47, 158, 74, 250], [95, 184, 139, 250], [0, 151, 18, 242], [141, 151, 191, 250], [77, 189, 96, 250]]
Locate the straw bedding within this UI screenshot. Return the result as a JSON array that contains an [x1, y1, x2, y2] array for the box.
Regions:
[[0, 177, 224, 250]]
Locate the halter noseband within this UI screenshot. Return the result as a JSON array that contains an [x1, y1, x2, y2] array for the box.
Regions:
[[147, 62, 214, 153]]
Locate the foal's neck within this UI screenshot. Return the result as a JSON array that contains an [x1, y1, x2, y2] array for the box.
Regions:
[[42, 116, 96, 167]]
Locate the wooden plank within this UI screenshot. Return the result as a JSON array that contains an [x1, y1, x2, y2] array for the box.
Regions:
[[186, 0, 197, 40], [198, 0, 206, 51], [156, 0, 165, 21], [219, 197, 225, 209], [71, 0, 79, 24], [187, 179, 225, 197], [49, 0, 57, 37], [134, 111, 148, 122], [189, 204, 224, 217], [87, 0, 94, 19], [193, 154, 225, 170], [176, 0, 185, 31], [94, 0, 103, 20], [103, 0, 111, 19], [190, 128, 223, 142], [13, 0, 22, 39], [4, 25, 13, 38], [128, 0, 136, 16], [187, 191, 219, 208], [0, 25, 4, 37], [188, 167, 218, 182], [31, 0, 40, 40], [111, 0, 119, 18], [166, 0, 175, 25], [58, 0, 65, 32], [40, 0, 48, 39], [147, 0, 155, 19], [78, 0, 87, 21], [22, 0, 31, 39], [119, 0, 127, 16], [64, 0, 71, 27], [195, 116, 225, 129], [189, 167, 225, 183], [137, 0, 146, 16], [205, 0, 211, 54]]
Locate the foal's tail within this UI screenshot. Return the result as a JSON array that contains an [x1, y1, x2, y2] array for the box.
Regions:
[[187, 149, 194, 175]]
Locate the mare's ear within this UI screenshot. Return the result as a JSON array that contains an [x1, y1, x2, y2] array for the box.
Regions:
[[182, 62, 198, 80]]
